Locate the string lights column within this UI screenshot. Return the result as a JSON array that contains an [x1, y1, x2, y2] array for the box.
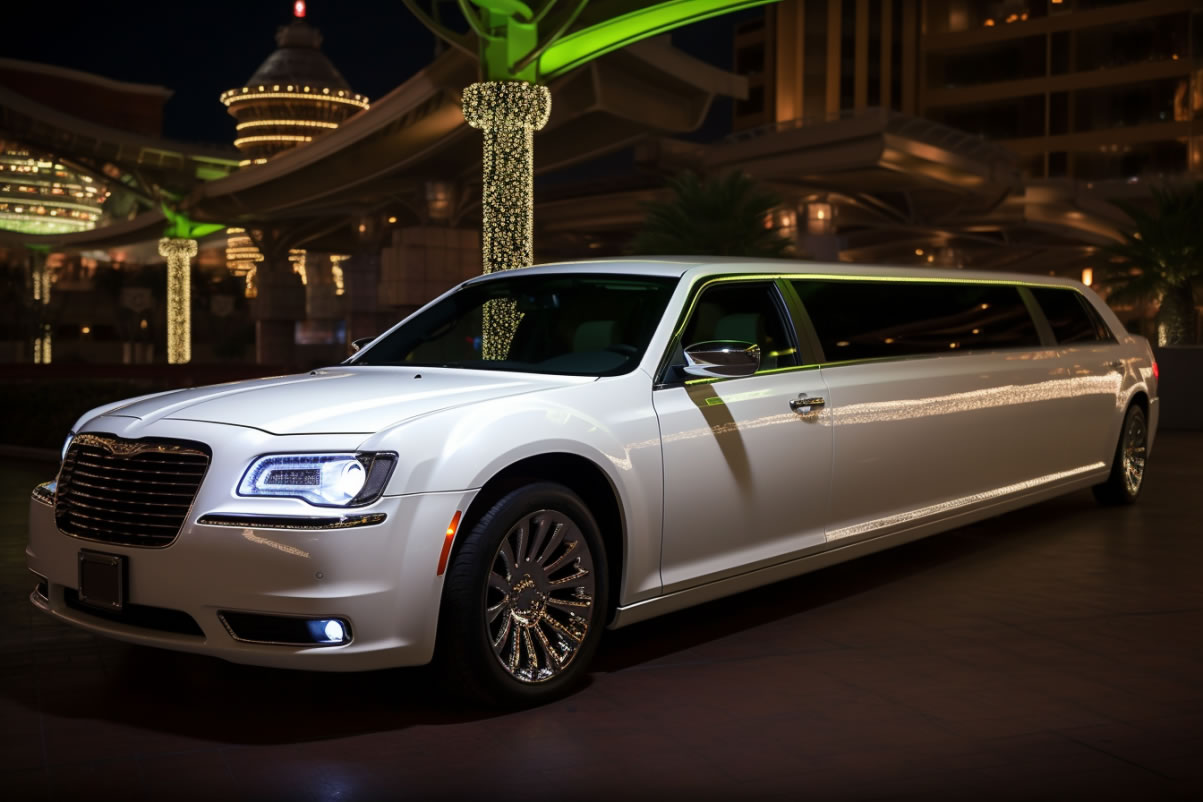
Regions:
[[462, 81, 551, 358], [159, 237, 197, 364], [29, 247, 52, 364]]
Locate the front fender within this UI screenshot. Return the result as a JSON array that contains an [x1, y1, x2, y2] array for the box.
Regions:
[[362, 374, 665, 603]]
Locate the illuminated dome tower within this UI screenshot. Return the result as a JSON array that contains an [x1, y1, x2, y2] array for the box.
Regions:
[[0, 142, 108, 234], [220, 1, 368, 164]]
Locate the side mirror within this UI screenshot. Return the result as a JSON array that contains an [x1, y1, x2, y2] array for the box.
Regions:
[[351, 337, 376, 353], [682, 341, 760, 379]]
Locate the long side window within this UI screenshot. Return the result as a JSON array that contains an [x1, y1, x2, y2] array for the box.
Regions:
[[1030, 287, 1113, 344], [792, 280, 1041, 362], [675, 282, 800, 373]]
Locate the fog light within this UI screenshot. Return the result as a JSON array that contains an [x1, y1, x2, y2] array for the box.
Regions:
[[307, 618, 349, 644]]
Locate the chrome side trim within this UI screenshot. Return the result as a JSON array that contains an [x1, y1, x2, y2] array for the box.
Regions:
[[197, 512, 387, 530], [611, 465, 1106, 630], [31, 481, 56, 507], [826, 462, 1106, 543]]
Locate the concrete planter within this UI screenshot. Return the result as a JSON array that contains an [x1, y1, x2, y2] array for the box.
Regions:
[[1154, 346, 1203, 431]]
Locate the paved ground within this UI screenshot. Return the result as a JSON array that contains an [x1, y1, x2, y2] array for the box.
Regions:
[[2, 434, 1201, 801]]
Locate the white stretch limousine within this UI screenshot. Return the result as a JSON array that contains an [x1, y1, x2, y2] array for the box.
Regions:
[[28, 259, 1158, 704]]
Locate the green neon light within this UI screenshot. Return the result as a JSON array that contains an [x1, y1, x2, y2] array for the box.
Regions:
[[161, 203, 225, 239], [411, 1, 780, 83], [537, 0, 778, 81]]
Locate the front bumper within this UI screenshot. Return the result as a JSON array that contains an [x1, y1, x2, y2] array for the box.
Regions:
[[27, 481, 473, 672]]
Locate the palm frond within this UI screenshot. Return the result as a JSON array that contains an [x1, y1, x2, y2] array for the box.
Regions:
[[633, 171, 791, 258]]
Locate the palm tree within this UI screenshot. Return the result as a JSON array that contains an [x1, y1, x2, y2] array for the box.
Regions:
[[632, 171, 791, 258], [1100, 182, 1203, 345]]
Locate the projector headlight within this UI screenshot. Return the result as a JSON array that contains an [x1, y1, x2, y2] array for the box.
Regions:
[[237, 452, 397, 507]]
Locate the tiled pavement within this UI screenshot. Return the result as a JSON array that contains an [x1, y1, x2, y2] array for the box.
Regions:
[[2, 435, 1201, 801]]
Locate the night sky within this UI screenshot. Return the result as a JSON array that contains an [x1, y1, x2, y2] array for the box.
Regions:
[[4, 1, 755, 146]]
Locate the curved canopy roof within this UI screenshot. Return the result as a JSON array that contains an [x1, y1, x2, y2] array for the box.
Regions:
[[243, 20, 351, 92]]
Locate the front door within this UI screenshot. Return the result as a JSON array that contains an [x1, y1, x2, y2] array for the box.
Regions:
[[653, 280, 832, 593]]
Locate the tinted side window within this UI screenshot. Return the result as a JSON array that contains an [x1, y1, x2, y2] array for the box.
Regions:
[[679, 282, 799, 371], [793, 280, 1041, 361], [1031, 287, 1110, 344]]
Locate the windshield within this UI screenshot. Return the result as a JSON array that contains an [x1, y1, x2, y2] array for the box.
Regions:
[[352, 273, 678, 376]]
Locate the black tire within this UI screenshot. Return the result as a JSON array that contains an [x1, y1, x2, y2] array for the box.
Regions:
[[1092, 404, 1148, 506], [436, 482, 609, 707]]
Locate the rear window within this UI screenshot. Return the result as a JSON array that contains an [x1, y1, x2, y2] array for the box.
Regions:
[[1030, 287, 1112, 344], [793, 280, 1041, 362]]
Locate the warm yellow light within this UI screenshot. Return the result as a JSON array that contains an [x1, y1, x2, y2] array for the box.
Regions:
[[926, 254, 934, 263], [34, 323, 51, 364], [1082, 268, 1093, 286], [140, 318, 148, 330], [914, 248, 924, 256], [883, 337, 895, 344], [330, 254, 349, 296], [233, 135, 314, 148], [971, 328, 981, 335], [387, 216, 397, 224], [221, 90, 369, 109], [289, 248, 308, 285], [80, 325, 91, 334], [984, 18, 995, 26], [462, 81, 551, 359], [357, 223, 366, 233], [159, 238, 197, 364], [235, 119, 340, 131]]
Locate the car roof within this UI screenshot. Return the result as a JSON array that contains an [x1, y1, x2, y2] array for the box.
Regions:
[[465, 257, 1088, 290]]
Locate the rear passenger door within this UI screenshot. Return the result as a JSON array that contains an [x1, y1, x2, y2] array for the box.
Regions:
[[1027, 287, 1122, 468], [653, 279, 833, 593], [791, 279, 1064, 545]]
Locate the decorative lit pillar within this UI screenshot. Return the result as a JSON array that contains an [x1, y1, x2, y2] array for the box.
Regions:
[[461, 81, 550, 357], [158, 237, 197, 364], [462, 81, 550, 272], [28, 246, 52, 364]]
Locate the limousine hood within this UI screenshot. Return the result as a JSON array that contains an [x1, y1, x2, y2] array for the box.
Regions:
[[97, 367, 588, 435]]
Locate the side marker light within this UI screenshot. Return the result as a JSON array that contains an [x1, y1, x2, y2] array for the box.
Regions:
[[436, 511, 463, 576]]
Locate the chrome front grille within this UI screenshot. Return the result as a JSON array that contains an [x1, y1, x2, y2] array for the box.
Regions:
[[55, 434, 210, 547]]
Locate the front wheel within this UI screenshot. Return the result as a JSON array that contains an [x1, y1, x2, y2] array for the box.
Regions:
[[1092, 404, 1148, 506], [437, 482, 608, 706]]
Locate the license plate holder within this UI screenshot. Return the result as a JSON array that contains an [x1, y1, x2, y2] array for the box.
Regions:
[[78, 550, 125, 611]]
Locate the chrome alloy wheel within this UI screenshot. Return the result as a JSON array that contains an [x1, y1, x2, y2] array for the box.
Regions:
[[485, 509, 595, 684], [1122, 411, 1147, 496]]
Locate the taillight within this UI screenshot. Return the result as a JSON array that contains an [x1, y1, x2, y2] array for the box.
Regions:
[[1152, 360, 1159, 381]]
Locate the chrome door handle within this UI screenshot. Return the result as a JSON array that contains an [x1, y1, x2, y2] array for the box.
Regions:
[[790, 395, 826, 414]]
